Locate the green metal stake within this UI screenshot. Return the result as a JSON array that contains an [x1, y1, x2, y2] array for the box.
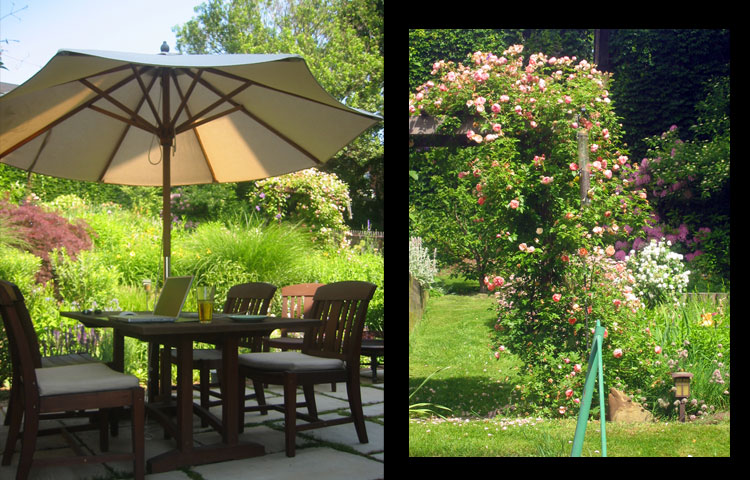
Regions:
[[570, 319, 607, 457]]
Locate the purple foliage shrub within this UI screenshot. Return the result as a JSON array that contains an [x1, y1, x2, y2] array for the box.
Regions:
[[0, 199, 94, 284]]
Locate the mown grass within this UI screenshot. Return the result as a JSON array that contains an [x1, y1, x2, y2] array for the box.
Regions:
[[409, 416, 729, 457], [409, 290, 730, 457]]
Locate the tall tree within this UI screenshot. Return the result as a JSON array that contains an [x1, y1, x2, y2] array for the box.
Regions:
[[174, 0, 384, 229]]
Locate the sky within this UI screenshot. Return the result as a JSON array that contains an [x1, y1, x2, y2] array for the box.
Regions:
[[0, 0, 206, 86]]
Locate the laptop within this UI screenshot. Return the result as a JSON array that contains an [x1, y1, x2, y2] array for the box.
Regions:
[[110, 276, 194, 323]]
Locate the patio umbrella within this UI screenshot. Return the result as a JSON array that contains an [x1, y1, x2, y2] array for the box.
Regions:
[[0, 48, 381, 277]]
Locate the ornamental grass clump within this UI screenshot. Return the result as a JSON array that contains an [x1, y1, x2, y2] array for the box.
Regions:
[[626, 238, 690, 308]]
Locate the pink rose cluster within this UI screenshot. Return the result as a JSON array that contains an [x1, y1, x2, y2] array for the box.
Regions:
[[483, 275, 505, 291]]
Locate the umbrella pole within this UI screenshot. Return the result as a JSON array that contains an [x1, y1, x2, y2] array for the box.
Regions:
[[162, 141, 171, 280], [161, 69, 172, 281]]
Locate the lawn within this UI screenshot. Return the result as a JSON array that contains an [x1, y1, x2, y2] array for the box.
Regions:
[[409, 291, 730, 457]]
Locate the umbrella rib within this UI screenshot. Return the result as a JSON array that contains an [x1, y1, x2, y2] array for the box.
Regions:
[[205, 67, 379, 120], [79, 79, 158, 135], [130, 65, 163, 131], [170, 68, 203, 130], [176, 70, 321, 164], [169, 71, 218, 183], [173, 78, 252, 134], [1, 72, 150, 158], [96, 73, 162, 182]]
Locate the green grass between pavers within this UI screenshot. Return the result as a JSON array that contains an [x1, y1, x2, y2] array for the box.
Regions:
[[409, 293, 730, 457]]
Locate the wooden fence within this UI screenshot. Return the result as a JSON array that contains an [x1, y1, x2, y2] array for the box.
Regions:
[[345, 229, 384, 251]]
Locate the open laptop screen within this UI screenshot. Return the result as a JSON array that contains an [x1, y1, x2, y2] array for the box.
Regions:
[[153, 276, 194, 316]]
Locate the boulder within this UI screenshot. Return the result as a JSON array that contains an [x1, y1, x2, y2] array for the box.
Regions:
[[607, 388, 654, 423]]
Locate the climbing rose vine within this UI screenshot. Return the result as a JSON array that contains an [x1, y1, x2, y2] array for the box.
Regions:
[[410, 45, 654, 416]]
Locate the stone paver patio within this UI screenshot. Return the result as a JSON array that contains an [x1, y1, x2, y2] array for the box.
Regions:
[[0, 368, 384, 480]]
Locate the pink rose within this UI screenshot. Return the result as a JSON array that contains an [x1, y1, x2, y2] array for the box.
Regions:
[[494, 351, 500, 359], [478, 196, 486, 205], [569, 163, 579, 171], [604, 169, 613, 179], [563, 95, 572, 104], [552, 293, 562, 302], [514, 105, 522, 114], [565, 389, 573, 399], [500, 94, 510, 102], [492, 123, 502, 132], [573, 364, 582, 373], [655, 345, 662, 354], [613, 348, 623, 359], [509, 199, 520, 209], [491, 103, 501, 113], [541, 176, 553, 185]]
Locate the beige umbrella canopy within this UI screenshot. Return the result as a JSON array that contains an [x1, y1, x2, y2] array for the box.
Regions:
[[0, 48, 381, 277]]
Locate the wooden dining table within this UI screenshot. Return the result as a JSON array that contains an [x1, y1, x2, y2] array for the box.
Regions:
[[60, 311, 320, 473]]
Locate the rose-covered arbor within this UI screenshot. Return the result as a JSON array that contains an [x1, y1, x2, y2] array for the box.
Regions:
[[409, 45, 654, 415]]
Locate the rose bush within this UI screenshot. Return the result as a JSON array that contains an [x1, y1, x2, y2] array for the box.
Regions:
[[410, 45, 653, 416]]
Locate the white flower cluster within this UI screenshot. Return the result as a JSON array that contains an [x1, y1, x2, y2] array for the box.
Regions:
[[626, 238, 690, 308], [409, 236, 439, 288]]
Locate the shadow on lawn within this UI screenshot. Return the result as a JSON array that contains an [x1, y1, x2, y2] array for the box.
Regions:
[[408, 374, 517, 418]]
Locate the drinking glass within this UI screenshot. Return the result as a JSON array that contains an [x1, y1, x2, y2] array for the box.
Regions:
[[196, 286, 215, 323]]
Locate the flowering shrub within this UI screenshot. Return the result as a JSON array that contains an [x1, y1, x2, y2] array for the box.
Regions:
[[630, 121, 729, 286], [626, 238, 690, 309], [248, 169, 351, 247]]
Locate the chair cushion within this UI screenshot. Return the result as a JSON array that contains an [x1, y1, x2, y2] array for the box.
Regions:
[[238, 351, 344, 372], [41, 353, 96, 367], [35, 363, 140, 397]]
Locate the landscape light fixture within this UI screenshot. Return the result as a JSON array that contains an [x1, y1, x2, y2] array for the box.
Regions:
[[671, 372, 694, 422]]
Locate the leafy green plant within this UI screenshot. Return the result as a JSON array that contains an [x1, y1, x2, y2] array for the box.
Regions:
[[409, 236, 438, 288]]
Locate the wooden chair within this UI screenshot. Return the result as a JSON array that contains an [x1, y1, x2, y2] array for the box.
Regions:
[[161, 282, 277, 424], [261, 283, 337, 391], [0, 280, 144, 480], [262, 283, 324, 352], [238, 281, 377, 457]]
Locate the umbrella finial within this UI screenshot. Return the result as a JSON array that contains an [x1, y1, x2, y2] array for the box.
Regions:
[[160, 41, 170, 54]]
